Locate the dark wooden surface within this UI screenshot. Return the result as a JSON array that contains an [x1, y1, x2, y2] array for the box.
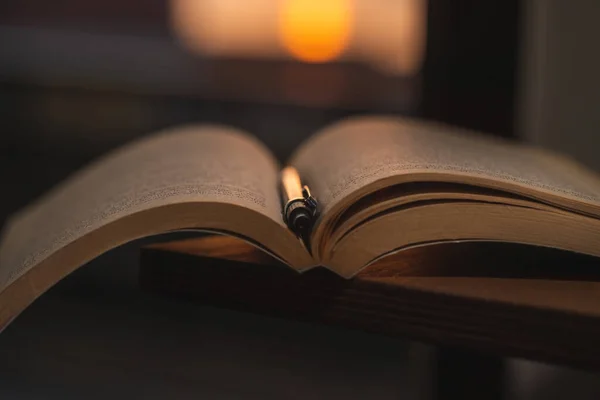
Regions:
[[139, 235, 600, 370], [434, 347, 506, 400]]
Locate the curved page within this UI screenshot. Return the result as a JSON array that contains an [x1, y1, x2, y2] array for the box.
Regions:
[[327, 202, 600, 277], [290, 116, 600, 259], [0, 125, 313, 329]]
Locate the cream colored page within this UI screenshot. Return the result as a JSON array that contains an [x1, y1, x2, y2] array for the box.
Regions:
[[0, 125, 283, 289], [290, 116, 600, 215]]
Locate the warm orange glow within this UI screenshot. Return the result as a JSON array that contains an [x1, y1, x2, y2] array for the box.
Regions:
[[170, 0, 427, 76], [170, 0, 281, 57], [279, 0, 352, 63]]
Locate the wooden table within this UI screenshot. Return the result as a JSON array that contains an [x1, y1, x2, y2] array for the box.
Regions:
[[139, 235, 600, 398]]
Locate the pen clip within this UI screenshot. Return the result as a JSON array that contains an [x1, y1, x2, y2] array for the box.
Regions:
[[302, 185, 318, 214]]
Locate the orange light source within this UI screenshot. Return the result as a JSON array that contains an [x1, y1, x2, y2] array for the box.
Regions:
[[171, 0, 427, 76], [279, 0, 352, 63]]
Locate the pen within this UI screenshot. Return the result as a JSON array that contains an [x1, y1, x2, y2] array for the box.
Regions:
[[280, 166, 318, 239]]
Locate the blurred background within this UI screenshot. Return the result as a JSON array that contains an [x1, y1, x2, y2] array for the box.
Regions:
[[1, 0, 600, 221], [0, 0, 525, 225], [1, 1, 600, 399]]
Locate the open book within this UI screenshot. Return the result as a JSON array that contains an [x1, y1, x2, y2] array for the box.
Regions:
[[2, 116, 600, 328]]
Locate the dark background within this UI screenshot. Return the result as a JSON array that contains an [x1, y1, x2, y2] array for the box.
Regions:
[[0, 0, 519, 225], [3, 1, 600, 398]]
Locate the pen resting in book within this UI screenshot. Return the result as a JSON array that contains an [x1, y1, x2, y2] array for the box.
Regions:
[[2, 116, 600, 333], [280, 166, 318, 240]]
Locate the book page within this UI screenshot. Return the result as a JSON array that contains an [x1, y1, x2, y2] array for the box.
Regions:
[[0, 125, 287, 291], [290, 116, 600, 217]]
